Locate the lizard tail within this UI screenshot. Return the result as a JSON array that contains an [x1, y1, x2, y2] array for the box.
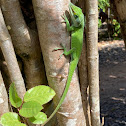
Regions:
[[42, 59, 78, 125]]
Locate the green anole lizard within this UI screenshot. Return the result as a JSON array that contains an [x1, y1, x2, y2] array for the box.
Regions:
[[42, 2, 84, 125]]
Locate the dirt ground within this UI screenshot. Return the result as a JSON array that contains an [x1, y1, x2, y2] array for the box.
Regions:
[[99, 40, 126, 126]]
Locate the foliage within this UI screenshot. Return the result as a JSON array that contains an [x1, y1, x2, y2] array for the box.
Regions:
[[98, 19, 102, 28], [98, 0, 121, 39], [9, 83, 22, 108], [19, 101, 43, 118], [98, 0, 110, 12], [29, 112, 47, 124], [0, 113, 26, 126], [112, 19, 121, 39], [0, 83, 56, 126], [98, 0, 110, 28]]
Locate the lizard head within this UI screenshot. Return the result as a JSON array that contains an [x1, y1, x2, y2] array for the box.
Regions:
[[69, 2, 84, 27]]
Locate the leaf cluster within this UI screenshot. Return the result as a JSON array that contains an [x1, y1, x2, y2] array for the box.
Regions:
[[112, 19, 121, 39], [0, 83, 56, 126], [98, 0, 110, 12], [98, 0, 110, 28]]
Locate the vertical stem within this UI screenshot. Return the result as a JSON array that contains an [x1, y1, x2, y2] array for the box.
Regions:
[[86, 0, 101, 126], [79, 43, 90, 126], [0, 8, 26, 100]]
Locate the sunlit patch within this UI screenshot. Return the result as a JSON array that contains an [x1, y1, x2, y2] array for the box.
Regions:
[[0, 98, 4, 104], [109, 75, 117, 78], [119, 88, 125, 91], [113, 61, 119, 64], [111, 97, 125, 104]]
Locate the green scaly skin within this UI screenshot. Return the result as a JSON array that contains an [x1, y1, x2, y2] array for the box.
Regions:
[[42, 2, 84, 125]]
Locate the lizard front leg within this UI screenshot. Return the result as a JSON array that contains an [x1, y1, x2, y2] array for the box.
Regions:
[[62, 13, 75, 32], [53, 13, 75, 59], [59, 43, 76, 59], [53, 43, 75, 60]]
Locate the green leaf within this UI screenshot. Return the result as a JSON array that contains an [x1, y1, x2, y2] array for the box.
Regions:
[[19, 101, 43, 118], [24, 85, 55, 105], [9, 83, 22, 108], [0, 112, 26, 126], [29, 112, 47, 124]]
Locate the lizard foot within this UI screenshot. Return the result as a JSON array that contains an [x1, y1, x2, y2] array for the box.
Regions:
[[61, 13, 68, 23], [52, 47, 64, 52]]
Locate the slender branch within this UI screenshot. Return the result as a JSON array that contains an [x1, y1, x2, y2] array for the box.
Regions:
[[0, 8, 26, 100], [79, 43, 90, 126], [78, 1, 90, 125], [86, 0, 101, 125], [0, 0, 47, 89]]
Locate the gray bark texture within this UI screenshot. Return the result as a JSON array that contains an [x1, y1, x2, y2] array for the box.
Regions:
[[0, 71, 9, 117], [78, 0, 90, 126], [0, 60, 11, 91], [85, 0, 101, 126], [0, 0, 47, 89], [78, 42, 90, 126], [110, 0, 126, 47], [0, 8, 26, 100]]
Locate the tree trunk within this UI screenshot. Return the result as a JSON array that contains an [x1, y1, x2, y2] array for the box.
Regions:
[[0, 0, 101, 125], [0, 8, 26, 100], [86, 0, 101, 126], [78, 42, 90, 126], [110, 0, 126, 47], [32, 0, 85, 125], [78, 1, 93, 126], [78, 1, 90, 126], [0, 0, 47, 89]]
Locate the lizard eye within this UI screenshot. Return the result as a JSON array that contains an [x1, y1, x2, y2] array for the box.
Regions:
[[74, 15, 78, 18]]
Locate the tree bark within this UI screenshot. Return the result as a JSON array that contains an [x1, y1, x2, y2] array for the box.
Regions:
[[0, 71, 9, 117], [32, 0, 85, 125], [71, 0, 78, 4], [77, 1, 90, 126], [78, 1, 92, 126], [110, 0, 126, 47], [78, 42, 90, 126], [0, 0, 47, 89], [0, 60, 12, 91], [0, 8, 26, 100], [86, 0, 101, 126]]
